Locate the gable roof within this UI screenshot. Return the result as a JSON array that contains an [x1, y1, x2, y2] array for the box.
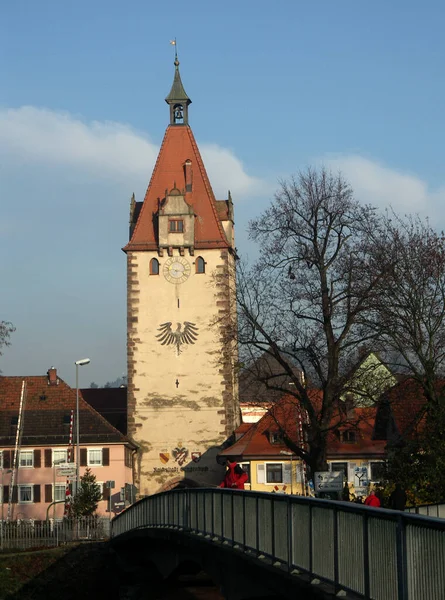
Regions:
[[221, 392, 385, 460], [0, 375, 133, 447], [220, 394, 309, 458], [239, 353, 304, 406], [80, 387, 127, 435], [380, 378, 444, 441], [123, 125, 230, 252]]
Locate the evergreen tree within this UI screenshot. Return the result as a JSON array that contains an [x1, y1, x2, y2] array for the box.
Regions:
[[71, 468, 102, 516]]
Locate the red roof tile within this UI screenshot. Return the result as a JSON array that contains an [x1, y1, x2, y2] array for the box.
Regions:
[[221, 393, 385, 460], [123, 125, 230, 252], [0, 375, 131, 447]]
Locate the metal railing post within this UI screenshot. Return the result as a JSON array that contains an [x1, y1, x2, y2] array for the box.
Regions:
[[363, 512, 370, 599], [333, 504, 339, 593], [396, 515, 408, 600]]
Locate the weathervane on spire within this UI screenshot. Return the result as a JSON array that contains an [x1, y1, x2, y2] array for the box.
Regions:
[[166, 39, 191, 125], [170, 38, 179, 66]]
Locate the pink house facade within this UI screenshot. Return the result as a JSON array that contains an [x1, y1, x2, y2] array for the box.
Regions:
[[0, 369, 136, 520]]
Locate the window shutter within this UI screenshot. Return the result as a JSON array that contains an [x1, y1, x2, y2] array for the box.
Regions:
[[45, 449, 52, 468], [11, 486, 18, 504], [80, 449, 87, 467], [33, 484, 41, 503], [3, 486, 9, 503], [283, 462, 292, 484], [3, 451, 11, 469], [257, 464, 265, 484], [68, 452, 75, 464], [103, 485, 110, 500], [45, 484, 52, 503], [34, 449, 41, 468], [102, 448, 110, 466]]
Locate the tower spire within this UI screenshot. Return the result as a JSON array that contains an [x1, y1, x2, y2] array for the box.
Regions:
[[165, 40, 192, 126]]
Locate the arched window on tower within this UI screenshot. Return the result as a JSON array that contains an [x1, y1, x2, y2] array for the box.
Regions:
[[150, 258, 159, 275], [196, 256, 206, 274]]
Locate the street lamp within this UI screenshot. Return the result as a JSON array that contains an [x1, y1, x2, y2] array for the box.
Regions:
[[1, 468, 12, 522], [75, 358, 90, 495], [280, 451, 294, 495]]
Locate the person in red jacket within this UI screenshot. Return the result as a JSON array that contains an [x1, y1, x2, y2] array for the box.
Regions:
[[364, 490, 381, 507], [219, 460, 248, 489]]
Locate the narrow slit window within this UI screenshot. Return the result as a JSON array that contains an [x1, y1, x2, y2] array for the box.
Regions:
[[150, 258, 159, 275], [196, 256, 205, 274]]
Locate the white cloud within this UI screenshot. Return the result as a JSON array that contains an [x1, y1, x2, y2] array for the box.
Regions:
[[0, 106, 263, 199], [324, 154, 445, 219]]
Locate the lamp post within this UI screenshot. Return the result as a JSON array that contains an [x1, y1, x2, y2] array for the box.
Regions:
[[1, 468, 12, 550], [280, 451, 294, 495], [75, 358, 90, 496]]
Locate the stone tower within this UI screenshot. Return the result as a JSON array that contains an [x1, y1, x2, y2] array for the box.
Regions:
[[123, 56, 240, 496]]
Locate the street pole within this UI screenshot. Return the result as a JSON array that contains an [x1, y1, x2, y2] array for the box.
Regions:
[[74, 359, 90, 497], [76, 363, 79, 497]]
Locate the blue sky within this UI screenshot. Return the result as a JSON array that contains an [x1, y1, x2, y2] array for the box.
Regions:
[[1, 0, 445, 386]]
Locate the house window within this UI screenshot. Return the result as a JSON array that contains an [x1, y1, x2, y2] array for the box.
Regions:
[[88, 449, 102, 466], [330, 462, 348, 480], [266, 463, 283, 484], [150, 258, 159, 275], [370, 461, 385, 482], [169, 219, 184, 233], [19, 451, 33, 468], [53, 449, 68, 465], [196, 256, 205, 274], [269, 432, 284, 445], [18, 485, 33, 503], [54, 483, 66, 502], [341, 430, 356, 443], [239, 462, 250, 483]]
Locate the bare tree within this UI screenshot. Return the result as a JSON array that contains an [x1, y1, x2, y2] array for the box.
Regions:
[[369, 214, 445, 406], [234, 168, 387, 474], [0, 321, 15, 369]]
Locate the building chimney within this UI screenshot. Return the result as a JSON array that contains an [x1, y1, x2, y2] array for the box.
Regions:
[[47, 367, 58, 386], [184, 159, 192, 193]]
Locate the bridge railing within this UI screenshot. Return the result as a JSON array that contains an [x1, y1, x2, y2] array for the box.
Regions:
[[111, 489, 445, 600], [406, 502, 445, 519]]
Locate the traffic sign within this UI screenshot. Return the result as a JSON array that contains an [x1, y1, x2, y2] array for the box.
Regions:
[[56, 466, 76, 477], [314, 471, 344, 493]]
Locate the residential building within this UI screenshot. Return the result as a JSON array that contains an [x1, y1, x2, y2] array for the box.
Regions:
[[219, 394, 386, 497], [123, 54, 239, 495], [0, 368, 136, 520]]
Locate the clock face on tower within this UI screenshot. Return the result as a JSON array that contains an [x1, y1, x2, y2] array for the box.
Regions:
[[163, 257, 191, 284]]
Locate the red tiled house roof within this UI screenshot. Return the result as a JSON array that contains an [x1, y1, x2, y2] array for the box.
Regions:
[[375, 378, 444, 443], [221, 393, 385, 461], [0, 372, 133, 448]]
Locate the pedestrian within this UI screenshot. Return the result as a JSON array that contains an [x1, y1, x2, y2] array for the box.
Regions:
[[219, 459, 248, 489], [364, 490, 381, 507], [389, 484, 407, 511], [342, 482, 350, 501]]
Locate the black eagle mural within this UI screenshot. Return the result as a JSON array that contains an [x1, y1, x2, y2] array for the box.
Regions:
[[156, 321, 199, 355]]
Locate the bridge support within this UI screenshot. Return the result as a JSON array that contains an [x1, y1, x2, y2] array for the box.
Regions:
[[112, 529, 348, 600]]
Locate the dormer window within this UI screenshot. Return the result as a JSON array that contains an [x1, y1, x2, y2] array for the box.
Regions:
[[169, 219, 184, 233], [269, 431, 284, 445]]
